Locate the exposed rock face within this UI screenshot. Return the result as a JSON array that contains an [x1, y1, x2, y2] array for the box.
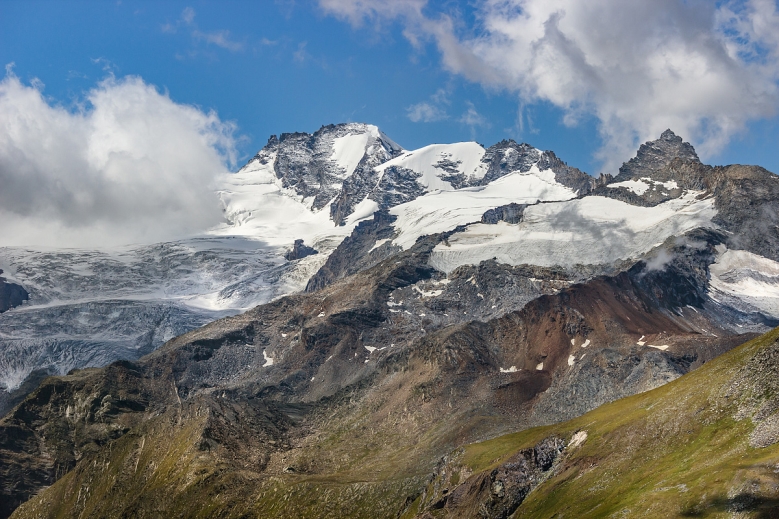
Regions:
[[284, 239, 318, 261], [0, 225, 761, 518], [540, 149, 601, 195], [482, 203, 527, 224], [613, 129, 700, 183], [247, 123, 403, 226], [262, 124, 402, 214], [0, 270, 27, 313], [441, 140, 597, 195], [305, 210, 399, 292], [416, 436, 567, 518], [366, 166, 428, 210], [5, 129, 779, 518]]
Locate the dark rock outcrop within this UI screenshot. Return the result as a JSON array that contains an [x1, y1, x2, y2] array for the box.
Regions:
[[0, 270, 27, 313], [613, 129, 700, 183], [417, 436, 567, 519], [481, 203, 527, 224], [284, 239, 318, 261], [246, 123, 403, 226], [306, 210, 399, 292]]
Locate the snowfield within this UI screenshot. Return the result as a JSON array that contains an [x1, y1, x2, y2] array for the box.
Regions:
[[1, 123, 775, 397], [709, 245, 779, 318], [389, 165, 576, 249], [375, 142, 489, 190], [428, 192, 717, 273]]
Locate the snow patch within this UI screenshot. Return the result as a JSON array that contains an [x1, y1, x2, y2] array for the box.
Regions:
[[500, 366, 519, 373], [709, 247, 779, 318], [581, 339, 590, 348], [568, 430, 587, 449], [610, 179, 651, 195], [648, 344, 669, 351], [262, 350, 274, 367], [331, 132, 371, 178], [375, 142, 489, 192], [345, 198, 379, 225], [610, 178, 679, 196], [369, 238, 392, 252], [414, 286, 444, 298], [568, 354, 576, 366], [536, 362, 544, 371]]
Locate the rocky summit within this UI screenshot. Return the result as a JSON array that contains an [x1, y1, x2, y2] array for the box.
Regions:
[[2, 127, 779, 518]]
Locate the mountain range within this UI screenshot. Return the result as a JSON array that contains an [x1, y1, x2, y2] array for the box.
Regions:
[[1, 124, 779, 517]]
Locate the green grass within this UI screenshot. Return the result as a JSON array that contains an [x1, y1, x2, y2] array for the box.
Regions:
[[443, 327, 779, 518], [13, 329, 779, 518]]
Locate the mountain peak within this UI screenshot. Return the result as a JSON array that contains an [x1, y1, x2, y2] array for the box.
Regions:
[[614, 130, 700, 182], [660, 128, 681, 141]]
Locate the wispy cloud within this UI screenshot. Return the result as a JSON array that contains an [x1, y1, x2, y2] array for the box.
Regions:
[[182, 6, 195, 25], [406, 87, 450, 122], [407, 102, 447, 122], [459, 101, 489, 129], [320, 0, 779, 171], [0, 70, 238, 247], [293, 41, 309, 63], [163, 7, 244, 53], [192, 29, 244, 52]]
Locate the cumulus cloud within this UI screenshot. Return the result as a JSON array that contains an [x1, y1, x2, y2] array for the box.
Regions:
[[321, 0, 779, 171], [0, 70, 237, 248]]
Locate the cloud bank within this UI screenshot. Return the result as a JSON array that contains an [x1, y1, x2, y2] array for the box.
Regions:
[[0, 71, 236, 248], [321, 0, 779, 170]]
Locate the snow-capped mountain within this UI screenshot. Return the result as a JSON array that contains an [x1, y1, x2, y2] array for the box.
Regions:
[[7, 126, 779, 518], [2, 123, 779, 415]]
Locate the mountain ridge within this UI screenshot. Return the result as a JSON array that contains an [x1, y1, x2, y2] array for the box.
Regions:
[[3, 125, 779, 517]]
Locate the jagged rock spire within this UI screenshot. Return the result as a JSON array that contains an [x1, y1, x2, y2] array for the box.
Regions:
[[614, 130, 700, 182]]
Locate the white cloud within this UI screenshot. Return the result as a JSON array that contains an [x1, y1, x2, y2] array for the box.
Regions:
[[319, 0, 426, 27], [192, 29, 244, 51], [407, 88, 451, 122], [407, 102, 447, 122], [320, 0, 779, 171], [459, 101, 489, 128], [0, 71, 237, 248], [164, 7, 244, 52], [182, 6, 196, 24], [293, 41, 309, 63]]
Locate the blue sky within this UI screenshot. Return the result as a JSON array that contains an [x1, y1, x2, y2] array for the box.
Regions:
[[1, 0, 778, 178]]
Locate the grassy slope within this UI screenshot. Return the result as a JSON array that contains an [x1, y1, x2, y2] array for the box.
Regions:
[[12, 328, 779, 518], [443, 327, 779, 518]]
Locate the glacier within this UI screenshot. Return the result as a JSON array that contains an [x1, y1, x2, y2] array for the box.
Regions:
[[3, 122, 779, 408]]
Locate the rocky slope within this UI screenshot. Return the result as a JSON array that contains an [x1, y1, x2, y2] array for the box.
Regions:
[[0, 123, 608, 413], [0, 226, 767, 518], [411, 327, 779, 518], [3, 129, 779, 517]]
